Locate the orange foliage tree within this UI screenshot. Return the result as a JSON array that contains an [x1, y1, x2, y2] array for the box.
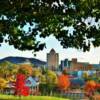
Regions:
[[84, 80, 96, 97], [18, 64, 33, 76], [57, 70, 70, 91]]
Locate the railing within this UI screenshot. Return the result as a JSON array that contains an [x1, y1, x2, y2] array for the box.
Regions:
[[92, 95, 100, 100], [59, 90, 89, 100]]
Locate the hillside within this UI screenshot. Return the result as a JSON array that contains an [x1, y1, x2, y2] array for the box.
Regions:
[[0, 56, 47, 67]]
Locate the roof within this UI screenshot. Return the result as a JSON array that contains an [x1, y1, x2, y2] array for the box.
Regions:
[[25, 76, 39, 87], [92, 64, 100, 67]]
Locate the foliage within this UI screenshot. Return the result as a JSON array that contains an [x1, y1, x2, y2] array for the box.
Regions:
[[39, 75, 46, 84], [32, 68, 42, 77], [39, 70, 58, 95], [0, 77, 8, 89], [57, 74, 70, 91], [0, 0, 100, 51], [46, 70, 58, 85], [0, 61, 18, 78], [46, 70, 58, 95], [85, 80, 96, 87], [15, 73, 29, 96], [84, 80, 96, 97], [18, 64, 33, 76], [82, 72, 89, 80]]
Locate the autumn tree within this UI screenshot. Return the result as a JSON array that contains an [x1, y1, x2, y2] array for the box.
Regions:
[[32, 68, 42, 77], [46, 70, 58, 95], [84, 80, 96, 97], [46, 70, 58, 85], [82, 72, 89, 80], [15, 73, 29, 96], [15, 64, 33, 96], [0, 77, 8, 93], [18, 64, 33, 76], [39, 70, 57, 95], [57, 69, 70, 92], [0, 0, 100, 52], [0, 61, 18, 79]]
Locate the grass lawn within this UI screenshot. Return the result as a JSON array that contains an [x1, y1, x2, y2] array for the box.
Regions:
[[0, 95, 70, 100]]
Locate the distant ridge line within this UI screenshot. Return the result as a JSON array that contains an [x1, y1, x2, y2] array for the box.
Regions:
[[0, 56, 47, 67]]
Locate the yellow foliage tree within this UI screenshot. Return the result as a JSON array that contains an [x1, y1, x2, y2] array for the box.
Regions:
[[45, 70, 58, 95], [32, 68, 42, 77], [82, 72, 89, 79], [46, 70, 58, 85], [39, 75, 46, 84], [0, 77, 8, 90]]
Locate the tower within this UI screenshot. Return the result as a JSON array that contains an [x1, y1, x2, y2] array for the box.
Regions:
[[47, 48, 59, 70]]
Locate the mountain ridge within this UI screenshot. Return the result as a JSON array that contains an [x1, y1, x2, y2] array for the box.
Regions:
[[0, 56, 47, 67]]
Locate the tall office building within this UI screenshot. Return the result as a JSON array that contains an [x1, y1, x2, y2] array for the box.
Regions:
[[47, 48, 59, 70]]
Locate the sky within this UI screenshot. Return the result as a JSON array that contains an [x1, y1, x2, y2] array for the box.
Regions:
[[0, 35, 100, 64]]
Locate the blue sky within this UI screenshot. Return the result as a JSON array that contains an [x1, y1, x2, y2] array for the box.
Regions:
[[0, 35, 100, 64]]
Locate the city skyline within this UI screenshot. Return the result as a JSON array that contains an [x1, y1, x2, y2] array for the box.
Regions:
[[0, 35, 100, 64]]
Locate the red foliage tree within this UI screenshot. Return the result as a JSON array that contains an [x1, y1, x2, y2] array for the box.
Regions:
[[15, 73, 29, 96], [96, 83, 100, 89]]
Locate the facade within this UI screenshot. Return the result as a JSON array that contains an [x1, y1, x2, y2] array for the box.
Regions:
[[47, 49, 59, 70], [71, 58, 93, 71], [96, 71, 100, 77], [60, 59, 71, 70], [60, 58, 94, 71]]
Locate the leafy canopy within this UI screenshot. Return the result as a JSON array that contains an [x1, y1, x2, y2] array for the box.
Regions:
[[0, 0, 100, 51]]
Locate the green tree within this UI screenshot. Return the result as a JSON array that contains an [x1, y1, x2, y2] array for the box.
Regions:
[[0, 61, 12, 78], [9, 64, 19, 76], [0, 61, 18, 79], [46, 70, 58, 95], [40, 75, 46, 84], [0, 0, 100, 52], [46, 70, 58, 85]]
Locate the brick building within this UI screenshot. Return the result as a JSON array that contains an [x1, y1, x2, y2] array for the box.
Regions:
[[71, 58, 93, 71], [61, 58, 94, 71]]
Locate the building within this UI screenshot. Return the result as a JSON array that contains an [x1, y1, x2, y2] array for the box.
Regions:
[[96, 71, 100, 77], [60, 58, 94, 71], [70, 58, 94, 71], [71, 58, 93, 71], [92, 64, 100, 77], [47, 48, 59, 70], [60, 59, 71, 70]]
